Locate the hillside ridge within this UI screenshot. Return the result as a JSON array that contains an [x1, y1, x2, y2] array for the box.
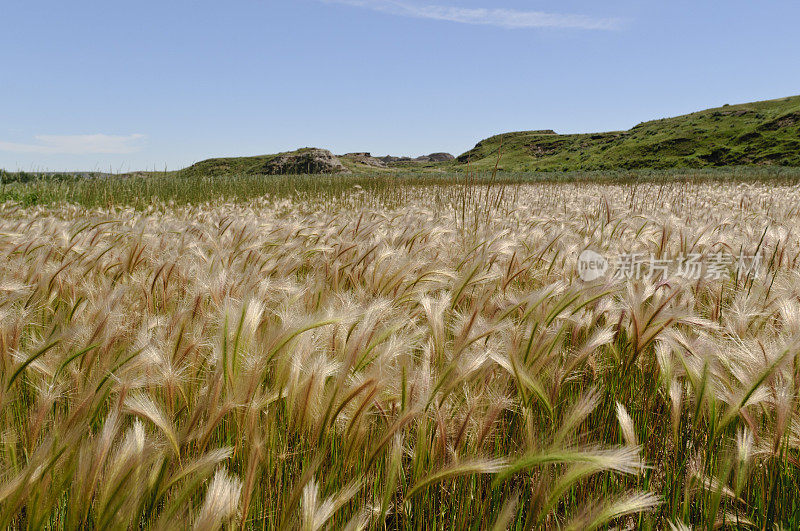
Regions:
[[459, 95, 800, 171]]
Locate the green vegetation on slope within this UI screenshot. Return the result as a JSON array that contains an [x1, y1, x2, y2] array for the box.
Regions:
[[459, 95, 800, 171], [177, 153, 283, 177], [3, 96, 798, 178], [176, 96, 800, 175]]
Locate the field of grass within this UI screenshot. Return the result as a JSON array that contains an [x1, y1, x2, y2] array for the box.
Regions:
[[2, 174, 800, 529], [3, 166, 800, 210]]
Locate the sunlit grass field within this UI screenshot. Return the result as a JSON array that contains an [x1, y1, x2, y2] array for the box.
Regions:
[[2, 173, 800, 529]]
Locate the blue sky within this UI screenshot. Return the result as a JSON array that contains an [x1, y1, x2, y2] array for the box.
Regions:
[[2, 0, 799, 171]]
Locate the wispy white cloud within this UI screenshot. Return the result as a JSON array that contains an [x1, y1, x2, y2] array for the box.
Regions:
[[323, 0, 622, 30], [0, 134, 146, 155]]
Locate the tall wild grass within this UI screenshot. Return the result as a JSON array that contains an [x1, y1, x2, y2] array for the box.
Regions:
[[1, 180, 800, 528]]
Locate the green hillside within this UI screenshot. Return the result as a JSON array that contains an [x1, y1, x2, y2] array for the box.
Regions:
[[137, 95, 800, 177], [175, 148, 406, 177], [458, 95, 800, 172], [177, 153, 282, 178]]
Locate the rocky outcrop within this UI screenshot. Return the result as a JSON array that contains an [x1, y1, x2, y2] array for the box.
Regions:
[[414, 152, 455, 162], [341, 152, 455, 168], [379, 156, 412, 164], [341, 153, 387, 168], [378, 153, 455, 164], [423, 152, 455, 162], [264, 148, 349, 175]]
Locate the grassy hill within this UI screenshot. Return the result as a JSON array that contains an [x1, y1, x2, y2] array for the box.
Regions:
[[175, 148, 422, 178], [177, 153, 283, 178], [458, 95, 800, 172], [6, 96, 797, 180], [177, 96, 800, 176]]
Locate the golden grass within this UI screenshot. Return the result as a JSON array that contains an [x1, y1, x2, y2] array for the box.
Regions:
[[1, 181, 800, 529]]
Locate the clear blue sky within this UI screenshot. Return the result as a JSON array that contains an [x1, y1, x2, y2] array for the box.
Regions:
[[2, 0, 798, 171]]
